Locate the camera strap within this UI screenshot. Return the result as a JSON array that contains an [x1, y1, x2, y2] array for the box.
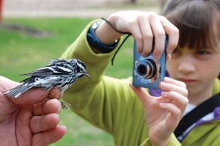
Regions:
[[174, 92, 220, 137]]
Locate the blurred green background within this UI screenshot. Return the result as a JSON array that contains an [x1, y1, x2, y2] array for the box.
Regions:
[[0, 17, 134, 146], [0, 0, 162, 145]]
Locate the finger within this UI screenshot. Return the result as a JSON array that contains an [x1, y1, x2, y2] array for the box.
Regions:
[[160, 81, 188, 97], [8, 88, 50, 105], [138, 15, 153, 57], [0, 76, 20, 91], [161, 91, 188, 105], [159, 77, 188, 93], [161, 91, 188, 116], [159, 102, 182, 127], [9, 88, 63, 105], [30, 113, 59, 133], [32, 126, 66, 146], [129, 83, 156, 107], [159, 16, 179, 54], [160, 78, 188, 117], [163, 77, 187, 88], [56, 92, 64, 100], [49, 88, 62, 99], [148, 12, 166, 61], [129, 21, 144, 54], [166, 54, 171, 61], [33, 99, 61, 116]]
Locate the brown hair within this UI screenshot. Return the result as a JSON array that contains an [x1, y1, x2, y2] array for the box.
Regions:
[[162, 0, 220, 51]]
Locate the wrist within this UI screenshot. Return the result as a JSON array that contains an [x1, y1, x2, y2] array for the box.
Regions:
[[95, 18, 122, 44], [87, 20, 119, 53], [150, 137, 171, 146]]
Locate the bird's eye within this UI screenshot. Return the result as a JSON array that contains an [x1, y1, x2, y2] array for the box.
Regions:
[[79, 68, 84, 72]]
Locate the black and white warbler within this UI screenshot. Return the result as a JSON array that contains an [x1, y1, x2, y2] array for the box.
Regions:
[[3, 58, 91, 109]]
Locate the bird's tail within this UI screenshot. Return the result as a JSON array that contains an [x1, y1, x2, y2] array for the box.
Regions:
[[3, 84, 34, 98]]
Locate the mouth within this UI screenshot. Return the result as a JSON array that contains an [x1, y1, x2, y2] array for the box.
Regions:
[[178, 78, 197, 83]]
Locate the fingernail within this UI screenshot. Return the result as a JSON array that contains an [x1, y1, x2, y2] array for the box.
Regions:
[[153, 55, 159, 61], [160, 103, 166, 107], [164, 77, 170, 82], [58, 100, 61, 112], [160, 82, 166, 89], [161, 91, 168, 96]]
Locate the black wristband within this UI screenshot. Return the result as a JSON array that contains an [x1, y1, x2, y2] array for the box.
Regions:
[[87, 20, 118, 53]]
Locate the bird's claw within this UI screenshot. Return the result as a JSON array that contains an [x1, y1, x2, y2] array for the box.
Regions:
[[60, 100, 71, 110]]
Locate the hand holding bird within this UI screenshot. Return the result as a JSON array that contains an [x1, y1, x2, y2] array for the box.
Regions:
[[3, 58, 91, 109]]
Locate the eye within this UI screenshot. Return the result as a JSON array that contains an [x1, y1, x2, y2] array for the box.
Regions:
[[195, 50, 209, 55], [171, 48, 181, 58], [194, 50, 213, 60], [172, 48, 180, 54]]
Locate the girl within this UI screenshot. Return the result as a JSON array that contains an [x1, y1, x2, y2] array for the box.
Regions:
[[161, 0, 220, 144]]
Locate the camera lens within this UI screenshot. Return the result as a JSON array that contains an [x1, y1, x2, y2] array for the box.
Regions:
[[136, 59, 157, 79], [137, 64, 147, 75], [146, 59, 157, 78]]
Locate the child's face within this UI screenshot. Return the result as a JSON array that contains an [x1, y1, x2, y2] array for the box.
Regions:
[[167, 46, 220, 96]]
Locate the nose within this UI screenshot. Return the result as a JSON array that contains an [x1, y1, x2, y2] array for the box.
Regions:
[[178, 56, 196, 74]]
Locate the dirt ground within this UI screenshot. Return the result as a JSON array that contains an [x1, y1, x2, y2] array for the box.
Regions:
[[2, 0, 161, 18], [1, 0, 161, 36]]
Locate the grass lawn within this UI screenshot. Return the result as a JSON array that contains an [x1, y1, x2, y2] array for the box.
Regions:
[[0, 17, 135, 146]]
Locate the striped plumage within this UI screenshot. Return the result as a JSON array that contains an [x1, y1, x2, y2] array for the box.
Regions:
[[3, 58, 90, 109]]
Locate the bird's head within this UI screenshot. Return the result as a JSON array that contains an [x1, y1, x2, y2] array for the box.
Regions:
[[72, 59, 91, 79]]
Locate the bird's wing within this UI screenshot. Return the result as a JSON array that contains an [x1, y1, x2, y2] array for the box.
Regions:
[[48, 58, 74, 68], [20, 66, 72, 77], [48, 58, 66, 66], [3, 82, 35, 98]]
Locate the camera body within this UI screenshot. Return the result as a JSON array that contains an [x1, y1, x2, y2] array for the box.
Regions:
[[132, 36, 168, 89]]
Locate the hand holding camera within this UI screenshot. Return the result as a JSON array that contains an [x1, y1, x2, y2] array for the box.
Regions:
[[132, 35, 168, 89]]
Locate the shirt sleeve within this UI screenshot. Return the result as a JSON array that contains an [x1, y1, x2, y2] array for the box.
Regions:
[[140, 134, 181, 146], [60, 20, 150, 145]]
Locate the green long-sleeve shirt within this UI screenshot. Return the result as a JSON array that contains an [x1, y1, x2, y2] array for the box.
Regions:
[[61, 20, 220, 146]]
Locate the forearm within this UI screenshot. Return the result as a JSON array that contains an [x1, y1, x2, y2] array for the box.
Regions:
[[60, 19, 125, 126], [87, 16, 123, 54], [63, 21, 124, 79], [95, 17, 122, 45]]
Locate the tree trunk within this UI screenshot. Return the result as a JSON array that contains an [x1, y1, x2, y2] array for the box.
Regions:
[[0, 0, 3, 22], [131, 0, 136, 4]]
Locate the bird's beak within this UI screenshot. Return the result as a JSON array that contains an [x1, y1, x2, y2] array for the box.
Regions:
[[85, 73, 91, 78]]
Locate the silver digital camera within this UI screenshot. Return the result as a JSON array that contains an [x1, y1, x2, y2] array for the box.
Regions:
[[132, 36, 168, 89]]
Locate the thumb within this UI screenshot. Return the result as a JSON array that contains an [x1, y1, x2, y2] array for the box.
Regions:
[[129, 83, 152, 107], [9, 88, 50, 105], [8, 88, 61, 105], [1, 76, 61, 105], [0, 76, 20, 91]]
